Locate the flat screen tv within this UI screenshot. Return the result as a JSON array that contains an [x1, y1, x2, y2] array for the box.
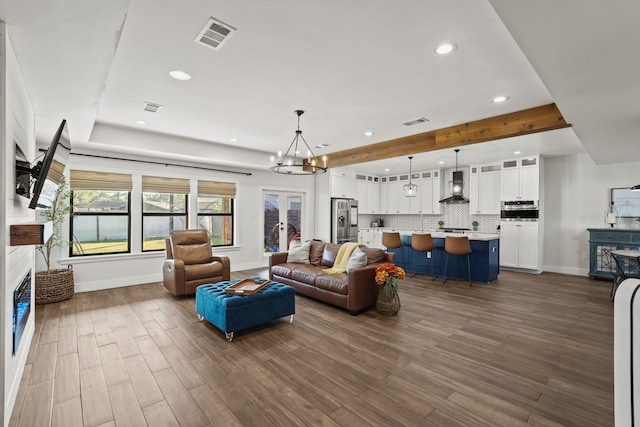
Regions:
[[28, 119, 72, 209]]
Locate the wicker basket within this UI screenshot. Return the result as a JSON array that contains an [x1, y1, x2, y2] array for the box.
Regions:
[[35, 267, 74, 304], [376, 287, 401, 316]]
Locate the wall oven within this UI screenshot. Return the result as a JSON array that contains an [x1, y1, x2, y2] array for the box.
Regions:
[[500, 200, 539, 221]]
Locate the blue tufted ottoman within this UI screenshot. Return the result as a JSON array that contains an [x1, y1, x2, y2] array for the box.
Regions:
[[195, 280, 295, 341]]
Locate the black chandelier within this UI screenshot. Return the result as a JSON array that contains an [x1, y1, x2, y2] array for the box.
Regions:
[[270, 110, 327, 175]]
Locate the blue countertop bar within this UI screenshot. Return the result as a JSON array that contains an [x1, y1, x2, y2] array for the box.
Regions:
[[387, 235, 500, 283]]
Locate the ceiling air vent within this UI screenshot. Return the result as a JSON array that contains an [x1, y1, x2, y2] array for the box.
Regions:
[[142, 102, 162, 113], [402, 117, 429, 126], [195, 17, 236, 50]]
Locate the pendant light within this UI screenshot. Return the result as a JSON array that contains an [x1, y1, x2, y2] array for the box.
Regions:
[[403, 156, 418, 197], [632, 184, 640, 191], [270, 110, 328, 175]]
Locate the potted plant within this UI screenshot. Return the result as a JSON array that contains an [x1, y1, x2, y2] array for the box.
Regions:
[[35, 175, 74, 304], [374, 262, 405, 315], [438, 220, 445, 230], [472, 221, 479, 231]]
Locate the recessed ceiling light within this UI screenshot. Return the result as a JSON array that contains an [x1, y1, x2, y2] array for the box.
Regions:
[[364, 131, 375, 137], [230, 138, 238, 142], [315, 143, 330, 149], [384, 168, 390, 172], [438, 161, 444, 165], [514, 150, 521, 155], [435, 42, 457, 55], [169, 70, 192, 81], [136, 120, 147, 125], [492, 95, 510, 103]]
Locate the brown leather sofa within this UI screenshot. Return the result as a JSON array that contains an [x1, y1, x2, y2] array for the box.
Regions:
[[269, 241, 394, 314], [163, 230, 231, 296]]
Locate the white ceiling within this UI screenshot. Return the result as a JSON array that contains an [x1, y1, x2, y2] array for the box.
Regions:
[[1, 1, 637, 175]]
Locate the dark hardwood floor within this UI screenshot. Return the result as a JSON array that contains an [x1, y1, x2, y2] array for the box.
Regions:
[[10, 269, 614, 426]]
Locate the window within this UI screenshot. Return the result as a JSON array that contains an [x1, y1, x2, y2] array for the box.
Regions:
[[142, 176, 189, 251], [70, 170, 132, 256], [197, 180, 235, 246]]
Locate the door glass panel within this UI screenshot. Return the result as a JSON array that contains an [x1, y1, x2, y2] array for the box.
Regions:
[[287, 195, 302, 249], [264, 193, 280, 253]]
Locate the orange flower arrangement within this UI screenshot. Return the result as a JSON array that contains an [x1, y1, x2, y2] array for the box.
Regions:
[[375, 263, 405, 297]]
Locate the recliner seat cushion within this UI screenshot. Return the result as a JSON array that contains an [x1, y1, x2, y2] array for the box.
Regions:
[[184, 262, 224, 281]]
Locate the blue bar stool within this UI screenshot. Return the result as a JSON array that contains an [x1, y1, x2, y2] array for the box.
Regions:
[[443, 235, 473, 286]]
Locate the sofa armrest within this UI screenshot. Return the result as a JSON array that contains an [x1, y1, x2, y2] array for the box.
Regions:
[[269, 252, 289, 267], [269, 252, 289, 280], [210, 256, 231, 281], [163, 258, 185, 295], [345, 263, 379, 312]]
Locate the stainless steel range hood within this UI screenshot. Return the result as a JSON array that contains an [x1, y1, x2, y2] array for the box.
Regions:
[[439, 149, 469, 204]]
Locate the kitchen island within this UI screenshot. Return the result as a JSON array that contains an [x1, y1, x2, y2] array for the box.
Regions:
[[385, 232, 500, 283]]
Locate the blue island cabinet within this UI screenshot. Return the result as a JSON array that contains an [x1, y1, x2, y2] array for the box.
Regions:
[[387, 235, 500, 283]]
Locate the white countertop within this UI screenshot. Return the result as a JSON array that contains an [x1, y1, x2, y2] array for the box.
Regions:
[[359, 227, 500, 241]]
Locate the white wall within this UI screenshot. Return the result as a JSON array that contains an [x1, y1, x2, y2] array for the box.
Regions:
[[54, 150, 317, 292], [1, 24, 36, 427], [543, 153, 640, 275]]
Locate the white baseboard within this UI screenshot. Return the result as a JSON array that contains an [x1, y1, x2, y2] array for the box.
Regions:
[[542, 265, 588, 276], [75, 274, 162, 293]]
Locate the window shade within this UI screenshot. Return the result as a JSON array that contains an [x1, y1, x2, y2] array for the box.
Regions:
[[70, 170, 133, 191], [198, 180, 236, 197], [49, 160, 65, 184], [142, 176, 190, 194]]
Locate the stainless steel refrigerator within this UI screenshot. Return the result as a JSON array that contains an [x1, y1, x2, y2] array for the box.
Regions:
[[331, 198, 358, 244]]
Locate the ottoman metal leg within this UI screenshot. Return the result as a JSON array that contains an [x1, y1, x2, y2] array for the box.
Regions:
[[290, 314, 294, 323], [197, 314, 204, 321], [225, 332, 234, 342]]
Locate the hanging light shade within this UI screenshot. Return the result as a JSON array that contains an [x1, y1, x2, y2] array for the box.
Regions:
[[403, 156, 418, 197], [270, 110, 328, 175]]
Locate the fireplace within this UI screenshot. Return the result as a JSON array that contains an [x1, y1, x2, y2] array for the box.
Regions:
[[13, 270, 31, 355]]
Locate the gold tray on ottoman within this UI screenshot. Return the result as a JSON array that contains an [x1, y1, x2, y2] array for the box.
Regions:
[[224, 278, 270, 295]]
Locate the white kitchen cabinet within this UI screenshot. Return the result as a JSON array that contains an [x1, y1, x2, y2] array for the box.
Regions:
[[371, 228, 383, 248], [470, 163, 501, 214], [499, 221, 540, 270], [387, 175, 411, 214], [330, 167, 356, 199], [367, 176, 380, 214], [355, 174, 368, 212], [379, 177, 389, 214], [416, 170, 442, 214], [355, 174, 380, 214], [408, 173, 421, 214], [501, 156, 540, 201]]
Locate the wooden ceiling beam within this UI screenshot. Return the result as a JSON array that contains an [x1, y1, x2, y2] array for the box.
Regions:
[[325, 103, 570, 168]]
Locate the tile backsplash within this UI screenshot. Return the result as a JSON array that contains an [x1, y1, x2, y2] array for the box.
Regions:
[[359, 212, 501, 233]]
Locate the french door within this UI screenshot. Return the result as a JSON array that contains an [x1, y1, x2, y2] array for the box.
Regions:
[[263, 191, 304, 254]]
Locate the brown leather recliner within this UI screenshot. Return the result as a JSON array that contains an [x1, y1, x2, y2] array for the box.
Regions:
[[162, 229, 231, 296]]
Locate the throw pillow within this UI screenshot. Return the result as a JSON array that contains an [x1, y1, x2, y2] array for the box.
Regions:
[[346, 247, 368, 273], [287, 240, 311, 264]]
